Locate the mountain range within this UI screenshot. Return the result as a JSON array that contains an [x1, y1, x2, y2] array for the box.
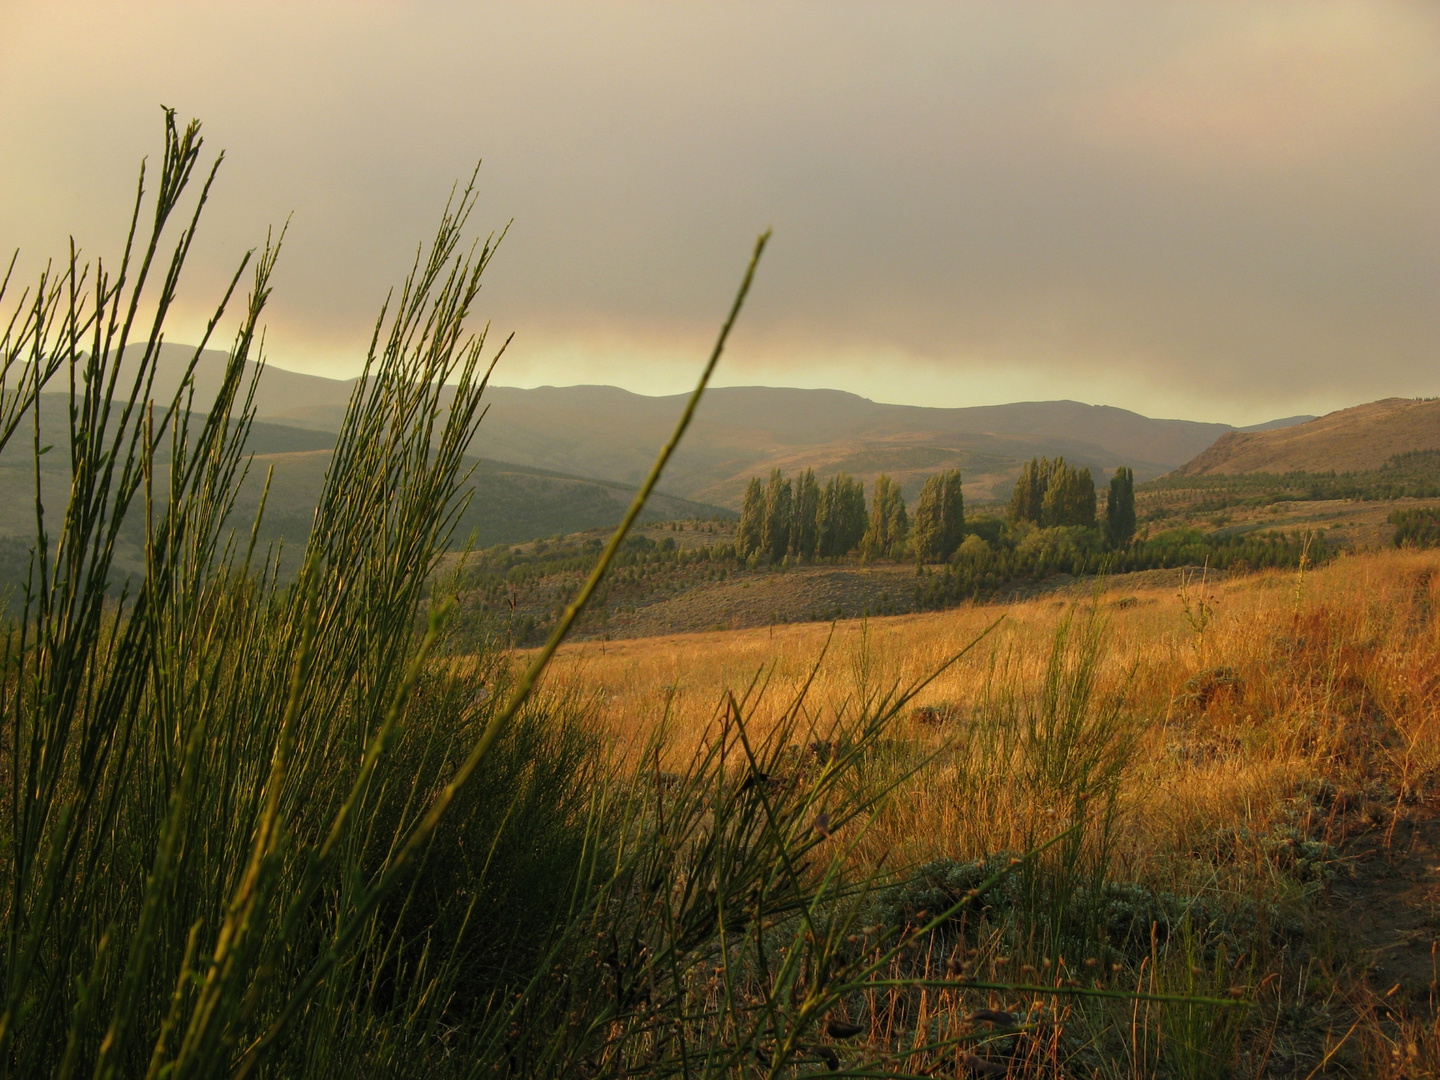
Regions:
[[5, 344, 1431, 602], [139, 345, 1313, 509], [0, 377, 721, 583]]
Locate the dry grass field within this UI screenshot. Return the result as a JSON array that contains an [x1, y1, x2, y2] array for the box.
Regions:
[[534, 548, 1440, 1076]]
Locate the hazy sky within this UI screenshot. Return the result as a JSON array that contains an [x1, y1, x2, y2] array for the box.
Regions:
[[2, 1, 1437, 424]]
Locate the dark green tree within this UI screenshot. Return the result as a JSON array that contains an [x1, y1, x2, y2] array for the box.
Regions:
[[1105, 465, 1136, 547], [863, 474, 908, 559], [1048, 463, 1096, 528], [1078, 467, 1098, 527], [816, 473, 867, 557], [1040, 458, 1096, 528], [1008, 456, 1049, 524], [762, 468, 793, 561], [1039, 459, 1071, 527], [840, 474, 868, 552], [912, 468, 965, 561], [816, 479, 840, 557], [791, 468, 820, 559], [736, 476, 764, 557]]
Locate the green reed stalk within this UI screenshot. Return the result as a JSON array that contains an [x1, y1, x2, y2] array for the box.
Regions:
[[229, 230, 772, 1076]]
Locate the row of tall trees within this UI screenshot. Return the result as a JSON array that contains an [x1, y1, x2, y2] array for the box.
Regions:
[[863, 475, 909, 559], [736, 458, 1136, 564], [1008, 456, 1098, 528], [736, 467, 964, 562], [1106, 466, 1136, 547], [738, 469, 870, 561], [912, 469, 966, 561], [1008, 456, 1137, 546], [817, 473, 869, 557]]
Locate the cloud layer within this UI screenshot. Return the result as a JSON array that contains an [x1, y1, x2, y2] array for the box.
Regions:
[[2, 1, 1436, 423]]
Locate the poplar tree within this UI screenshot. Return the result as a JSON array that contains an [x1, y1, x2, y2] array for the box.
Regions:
[[791, 468, 820, 559], [762, 468, 793, 561], [736, 476, 764, 557], [816, 478, 840, 558], [840, 475, 868, 552], [1039, 459, 1071, 526], [1008, 457, 1048, 524], [863, 474, 908, 559], [913, 468, 965, 560], [1076, 466, 1098, 528], [1105, 465, 1136, 547], [816, 473, 867, 557], [1039, 458, 1097, 528]]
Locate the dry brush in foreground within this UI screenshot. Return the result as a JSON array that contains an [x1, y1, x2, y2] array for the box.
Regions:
[[540, 549, 1440, 1076]]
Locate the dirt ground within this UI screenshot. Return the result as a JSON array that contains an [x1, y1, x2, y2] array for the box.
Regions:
[[1331, 805, 1440, 1007]]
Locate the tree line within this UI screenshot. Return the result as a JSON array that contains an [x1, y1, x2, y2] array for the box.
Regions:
[[735, 467, 966, 563], [1144, 451, 1440, 511], [1008, 456, 1135, 548], [1390, 506, 1440, 549], [734, 457, 1137, 566]]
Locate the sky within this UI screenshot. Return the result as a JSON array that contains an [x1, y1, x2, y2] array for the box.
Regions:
[[1, 1, 1437, 425]]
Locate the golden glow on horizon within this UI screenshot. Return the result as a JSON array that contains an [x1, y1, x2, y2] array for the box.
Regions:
[[3, 1, 1436, 425]]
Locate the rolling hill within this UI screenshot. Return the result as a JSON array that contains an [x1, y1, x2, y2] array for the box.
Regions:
[[0, 393, 727, 598], [136, 344, 1311, 509], [1172, 398, 1440, 476], [226, 445, 721, 551]]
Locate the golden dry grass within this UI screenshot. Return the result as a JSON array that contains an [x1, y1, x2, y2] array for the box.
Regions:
[[512, 549, 1440, 1075], [542, 550, 1440, 854]]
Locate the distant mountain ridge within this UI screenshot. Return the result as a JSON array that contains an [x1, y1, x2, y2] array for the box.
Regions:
[[0, 389, 726, 579], [139, 344, 1312, 507], [1173, 398, 1440, 476]]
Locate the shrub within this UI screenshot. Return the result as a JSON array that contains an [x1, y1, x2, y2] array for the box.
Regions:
[[879, 859, 1301, 961], [1390, 506, 1440, 548]]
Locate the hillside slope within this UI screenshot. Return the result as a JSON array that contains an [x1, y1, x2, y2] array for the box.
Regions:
[[137, 344, 1311, 508], [0, 395, 727, 590], [1173, 398, 1440, 476], [464, 387, 1236, 506], [228, 448, 721, 550]]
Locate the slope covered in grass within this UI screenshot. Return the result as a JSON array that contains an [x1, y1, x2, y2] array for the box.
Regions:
[[1174, 397, 1440, 476], [0, 392, 728, 598], [539, 548, 1440, 1075]]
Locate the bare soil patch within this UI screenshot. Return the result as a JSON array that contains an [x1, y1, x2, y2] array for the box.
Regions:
[[1331, 805, 1440, 1007]]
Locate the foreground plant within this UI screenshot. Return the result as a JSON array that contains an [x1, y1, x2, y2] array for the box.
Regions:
[[0, 110, 512, 1078]]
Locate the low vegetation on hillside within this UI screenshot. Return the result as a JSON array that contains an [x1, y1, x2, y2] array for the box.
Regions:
[[1141, 451, 1440, 519], [1172, 397, 1440, 477], [0, 398, 727, 605], [450, 455, 1324, 645], [1391, 506, 1440, 550]]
